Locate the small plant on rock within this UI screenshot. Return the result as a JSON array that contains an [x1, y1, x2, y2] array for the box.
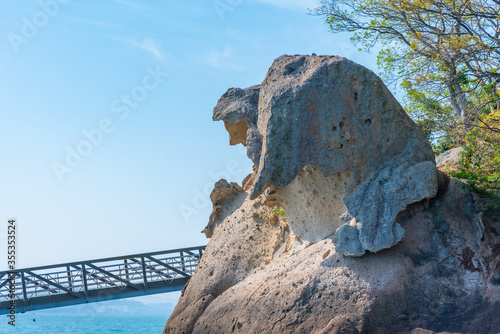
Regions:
[[273, 208, 286, 218]]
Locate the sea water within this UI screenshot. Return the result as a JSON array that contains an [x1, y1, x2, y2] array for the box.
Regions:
[[0, 313, 169, 333]]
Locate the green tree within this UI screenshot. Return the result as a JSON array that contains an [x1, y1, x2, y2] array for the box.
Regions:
[[315, 0, 500, 203], [315, 0, 500, 136]]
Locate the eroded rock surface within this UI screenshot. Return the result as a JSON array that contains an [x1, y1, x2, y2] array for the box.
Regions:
[[213, 85, 262, 166], [190, 180, 500, 334], [165, 178, 500, 333], [166, 191, 289, 333], [202, 179, 244, 238], [436, 147, 463, 173], [216, 55, 438, 256], [164, 55, 500, 333]]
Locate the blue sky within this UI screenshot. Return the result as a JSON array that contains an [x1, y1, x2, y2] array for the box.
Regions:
[[0, 0, 380, 304]]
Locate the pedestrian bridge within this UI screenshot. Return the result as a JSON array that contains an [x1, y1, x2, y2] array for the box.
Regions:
[[0, 246, 205, 315]]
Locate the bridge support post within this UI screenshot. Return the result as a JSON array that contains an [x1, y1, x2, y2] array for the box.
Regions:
[[141, 256, 148, 293], [124, 259, 129, 280], [66, 266, 72, 291], [20, 272, 28, 313], [81, 264, 89, 302], [180, 251, 186, 271]]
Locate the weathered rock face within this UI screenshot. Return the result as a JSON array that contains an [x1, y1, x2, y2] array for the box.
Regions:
[[252, 56, 435, 196], [165, 189, 289, 333], [213, 85, 262, 166], [435, 147, 463, 173], [214, 55, 438, 256], [164, 55, 500, 333], [165, 180, 500, 333], [175, 179, 500, 334], [202, 179, 244, 238], [278, 165, 351, 250]]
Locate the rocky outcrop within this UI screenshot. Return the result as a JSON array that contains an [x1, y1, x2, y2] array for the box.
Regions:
[[202, 180, 245, 238], [213, 85, 262, 166], [213, 55, 438, 256], [174, 179, 500, 334], [435, 147, 463, 173], [166, 180, 500, 333], [164, 55, 500, 333], [166, 190, 289, 333]]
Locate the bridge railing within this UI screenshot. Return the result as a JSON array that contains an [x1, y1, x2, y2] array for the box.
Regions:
[[0, 246, 205, 313]]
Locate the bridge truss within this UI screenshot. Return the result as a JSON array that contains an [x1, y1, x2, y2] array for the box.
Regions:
[[0, 246, 205, 314]]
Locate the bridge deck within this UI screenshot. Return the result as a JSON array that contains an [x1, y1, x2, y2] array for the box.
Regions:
[[0, 246, 205, 314]]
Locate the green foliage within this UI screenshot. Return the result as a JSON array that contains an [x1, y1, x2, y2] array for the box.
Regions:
[[273, 208, 286, 218], [432, 135, 456, 155], [450, 131, 500, 216], [315, 0, 500, 137], [315, 0, 500, 214]]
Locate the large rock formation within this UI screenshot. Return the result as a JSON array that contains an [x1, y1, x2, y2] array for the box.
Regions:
[[213, 55, 439, 256], [164, 55, 500, 333]]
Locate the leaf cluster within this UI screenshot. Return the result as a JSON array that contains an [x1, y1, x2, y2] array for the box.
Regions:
[[315, 0, 500, 202]]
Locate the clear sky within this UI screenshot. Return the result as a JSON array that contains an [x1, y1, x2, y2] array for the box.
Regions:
[[0, 0, 381, 303]]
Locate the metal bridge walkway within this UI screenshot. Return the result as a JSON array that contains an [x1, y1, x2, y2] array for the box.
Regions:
[[0, 246, 205, 315]]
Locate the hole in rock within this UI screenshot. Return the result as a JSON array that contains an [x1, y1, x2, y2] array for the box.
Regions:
[[364, 119, 372, 125], [328, 142, 343, 149]]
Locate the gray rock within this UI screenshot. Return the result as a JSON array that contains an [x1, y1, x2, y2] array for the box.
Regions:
[[245, 127, 262, 167], [165, 178, 500, 334], [345, 161, 439, 253], [250, 55, 436, 198], [165, 55, 500, 334], [435, 147, 463, 173], [332, 225, 364, 257], [202, 179, 245, 238], [213, 85, 262, 166], [212, 85, 260, 125], [215, 55, 439, 255], [490, 258, 500, 285], [340, 211, 354, 223]]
